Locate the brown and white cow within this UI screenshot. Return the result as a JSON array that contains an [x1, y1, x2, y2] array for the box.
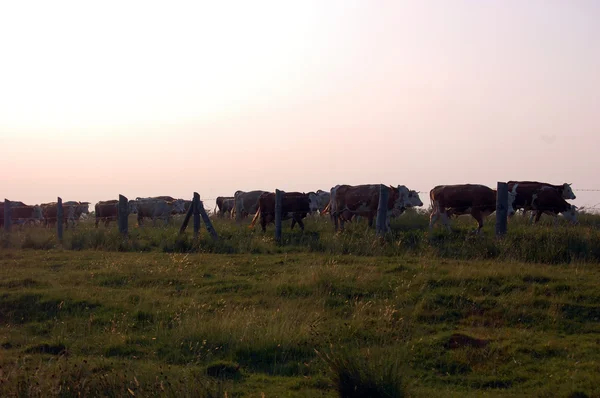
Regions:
[[330, 184, 423, 232], [215, 196, 235, 218], [232, 190, 268, 220], [0, 202, 43, 226], [530, 186, 578, 224], [249, 192, 318, 232], [429, 184, 518, 233], [136, 199, 186, 226], [307, 190, 331, 215], [507, 181, 576, 221]]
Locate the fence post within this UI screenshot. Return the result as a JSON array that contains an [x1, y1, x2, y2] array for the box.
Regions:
[[376, 184, 389, 235], [275, 189, 283, 243], [193, 192, 201, 239], [4, 199, 11, 233], [197, 198, 218, 240], [495, 182, 508, 237], [179, 197, 194, 234], [57, 197, 63, 243], [118, 194, 129, 235]]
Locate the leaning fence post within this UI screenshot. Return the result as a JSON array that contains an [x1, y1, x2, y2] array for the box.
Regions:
[[118, 194, 129, 235], [179, 197, 194, 234], [57, 197, 63, 243], [376, 184, 389, 235], [197, 197, 218, 240], [4, 199, 11, 233], [193, 192, 201, 239], [495, 182, 508, 237], [275, 189, 283, 243]]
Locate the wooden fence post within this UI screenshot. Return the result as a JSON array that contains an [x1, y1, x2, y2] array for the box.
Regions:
[[275, 189, 283, 243], [197, 198, 218, 240], [376, 184, 389, 235], [118, 195, 129, 235], [57, 197, 63, 243], [193, 192, 201, 239], [179, 197, 194, 234], [495, 182, 508, 237], [4, 199, 11, 233]]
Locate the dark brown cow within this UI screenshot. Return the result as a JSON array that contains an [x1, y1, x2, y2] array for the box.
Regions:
[[429, 184, 517, 233], [94, 200, 138, 227], [330, 184, 423, 231], [95, 200, 118, 227], [0, 202, 43, 226], [507, 181, 576, 217], [215, 196, 235, 217], [249, 192, 315, 232], [530, 187, 578, 224]]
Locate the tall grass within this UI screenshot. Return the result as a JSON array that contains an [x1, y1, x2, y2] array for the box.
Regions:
[[5, 210, 600, 264]]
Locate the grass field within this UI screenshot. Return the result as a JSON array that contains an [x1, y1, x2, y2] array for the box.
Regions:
[[1, 212, 599, 397]]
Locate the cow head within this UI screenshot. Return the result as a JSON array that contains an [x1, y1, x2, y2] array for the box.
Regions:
[[307, 192, 319, 213], [507, 184, 518, 216], [396, 185, 424, 211], [562, 205, 578, 224], [79, 202, 90, 214], [172, 199, 187, 214], [562, 183, 576, 200], [128, 200, 138, 214], [32, 205, 44, 220]]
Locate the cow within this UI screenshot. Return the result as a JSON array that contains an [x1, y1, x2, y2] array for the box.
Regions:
[[530, 187, 578, 224], [63, 201, 90, 227], [215, 196, 235, 218], [0, 202, 43, 226], [330, 184, 423, 232], [507, 181, 576, 221], [136, 199, 186, 226], [136, 197, 187, 215], [429, 184, 518, 233], [307, 190, 331, 215], [95, 200, 138, 227], [249, 192, 318, 232], [232, 190, 268, 220]]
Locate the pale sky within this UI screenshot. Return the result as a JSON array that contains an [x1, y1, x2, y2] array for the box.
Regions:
[[1, 1, 599, 210]]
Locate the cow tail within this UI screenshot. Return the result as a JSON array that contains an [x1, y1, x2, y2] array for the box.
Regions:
[[249, 207, 261, 229]]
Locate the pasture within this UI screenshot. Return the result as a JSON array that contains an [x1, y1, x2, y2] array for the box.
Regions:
[[1, 212, 600, 397]]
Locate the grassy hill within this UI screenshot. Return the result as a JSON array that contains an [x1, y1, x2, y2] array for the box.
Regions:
[[1, 212, 599, 396]]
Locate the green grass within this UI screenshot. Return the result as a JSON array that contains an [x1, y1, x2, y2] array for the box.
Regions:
[[1, 248, 599, 397], [3, 210, 600, 264], [1, 212, 599, 396]]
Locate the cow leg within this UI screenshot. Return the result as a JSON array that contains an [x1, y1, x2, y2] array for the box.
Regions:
[[529, 212, 537, 224], [534, 211, 543, 224], [429, 209, 440, 230], [296, 217, 305, 231], [291, 218, 296, 230], [368, 216, 374, 228], [95, 217, 100, 228], [471, 210, 484, 233], [260, 215, 267, 233]]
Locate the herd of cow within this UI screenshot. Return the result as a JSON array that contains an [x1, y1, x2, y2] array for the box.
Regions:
[[217, 180, 578, 233], [1, 181, 578, 234]]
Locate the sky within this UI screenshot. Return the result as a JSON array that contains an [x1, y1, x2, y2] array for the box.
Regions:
[[1, 0, 599, 210]]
